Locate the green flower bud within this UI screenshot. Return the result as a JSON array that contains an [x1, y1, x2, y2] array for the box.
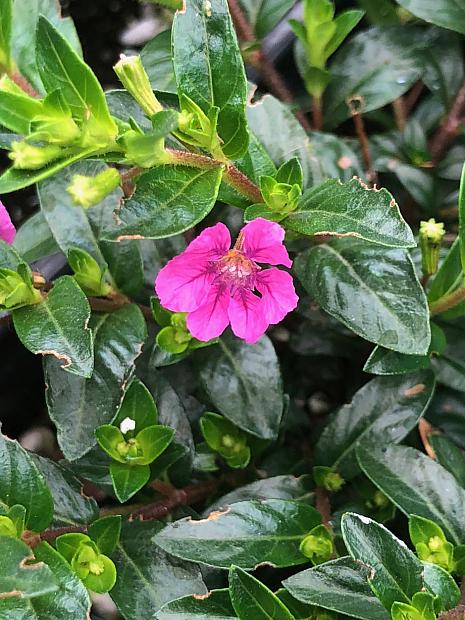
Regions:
[[313, 466, 345, 493], [113, 54, 163, 117], [300, 524, 333, 565], [121, 129, 172, 168], [0, 266, 42, 310], [373, 490, 389, 509], [0, 515, 17, 538], [9, 141, 63, 170], [70, 540, 117, 593], [67, 168, 121, 209], [419, 218, 445, 276], [175, 94, 224, 160], [260, 176, 301, 216], [67, 248, 112, 297]]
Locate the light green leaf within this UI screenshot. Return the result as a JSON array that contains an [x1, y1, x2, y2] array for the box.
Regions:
[[238, 0, 296, 38], [395, 0, 465, 35]]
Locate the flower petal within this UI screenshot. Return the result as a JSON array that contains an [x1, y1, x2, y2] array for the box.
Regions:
[[241, 218, 292, 267], [256, 268, 299, 324], [183, 222, 231, 261], [187, 285, 230, 341], [0, 201, 16, 245], [228, 288, 268, 344], [155, 254, 214, 312]]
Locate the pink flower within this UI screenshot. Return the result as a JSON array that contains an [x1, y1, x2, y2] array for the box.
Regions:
[[0, 201, 16, 245], [155, 218, 298, 344]]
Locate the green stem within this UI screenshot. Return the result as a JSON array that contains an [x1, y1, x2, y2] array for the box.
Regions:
[[167, 148, 263, 203], [429, 286, 465, 316]]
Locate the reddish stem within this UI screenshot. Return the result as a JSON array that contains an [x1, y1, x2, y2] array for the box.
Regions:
[[430, 81, 465, 163]]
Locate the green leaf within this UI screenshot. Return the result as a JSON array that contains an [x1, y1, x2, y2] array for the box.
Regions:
[[0, 0, 12, 69], [238, 0, 295, 38], [0, 91, 43, 134], [13, 211, 60, 263], [111, 520, 207, 617], [0, 239, 23, 270], [13, 276, 93, 378], [156, 589, 237, 620], [88, 515, 121, 556], [0, 537, 57, 600], [199, 333, 283, 440], [11, 0, 81, 92], [24, 542, 91, 619], [44, 305, 147, 460], [114, 377, 158, 432], [326, 9, 365, 57], [295, 239, 431, 355], [0, 432, 54, 531], [364, 346, 430, 375], [205, 475, 313, 514], [341, 512, 423, 610], [136, 425, 175, 464], [247, 94, 316, 187], [154, 499, 321, 570], [395, 0, 465, 35], [325, 26, 429, 127], [0, 147, 100, 193], [422, 30, 464, 109], [428, 239, 465, 320], [459, 160, 465, 275], [276, 158, 303, 188], [30, 453, 99, 527], [356, 444, 465, 544], [172, 0, 249, 160], [429, 434, 465, 488], [432, 321, 465, 394], [283, 556, 390, 620], [140, 29, 177, 94], [102, 165, 223, 241], [314, 371, 435, 478], [229, 566, 295, 620], [285, 178, 415, 248], [422, 562, 460, 611], [36, 16, 116, 137], [110, 461, 150, 503]]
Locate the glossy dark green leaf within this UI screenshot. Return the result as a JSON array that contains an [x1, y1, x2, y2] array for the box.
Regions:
[[307, 132, 363, 182], [422, 30, 464, 109], [172, 0, 249, 160], [114, 377, 158, 431], [396, 0, 465, 35], [205, 475, 313, 513], [364, 346, 430, 375], [286, 178, 414, 248], [88, 515, 121, 556], [140, 29, 176, 94], [13, 276, 93, 378], [13, 211, 60, 263], [295, 239, 430, 355], [110, 461, 151, 503], [199, 333, 283, 440], [0, 432, 54, 531], [325, 26, 429, 127], [432, 321, 465, 394], [102, 165, 223, 241], [356, 444, 465, 544], [111, 520, 207, 618], [11, 0, 81, 92], [0, 537, 57, 600], [283, 556, 390, 620], [36, 16, 116, 135], [422, 562, 460, 611], [238, 0, 295, 38], [229, 566, 295, 620], [31, 453, 98, 527], [154, 499, 321, 569], [315, 371, 434, 479], [341, 512, 423, 610], [429, 434, 465, 489], [247, 94, 316, 187], [156, 589, 237, 620], [0, 239, 22, 270], [44, 305, 147, 460]]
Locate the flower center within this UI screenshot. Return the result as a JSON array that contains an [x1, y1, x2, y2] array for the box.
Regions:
[[213, 249, 259, 290]]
